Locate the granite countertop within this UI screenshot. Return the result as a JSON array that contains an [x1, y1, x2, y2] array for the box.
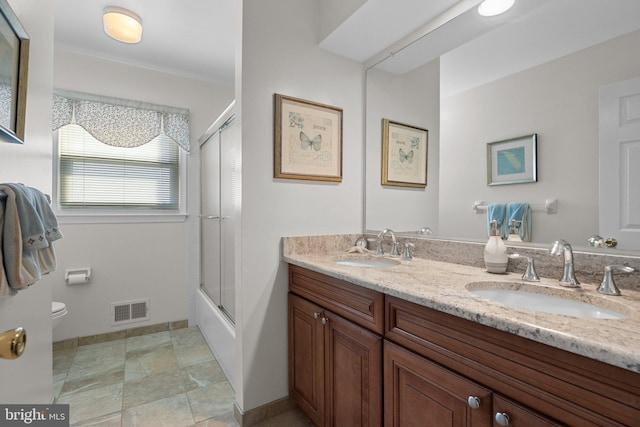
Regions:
[[282, 235, 640, 373]]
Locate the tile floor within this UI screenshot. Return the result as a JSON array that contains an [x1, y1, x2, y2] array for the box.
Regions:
[[53, 326, 312, 427]]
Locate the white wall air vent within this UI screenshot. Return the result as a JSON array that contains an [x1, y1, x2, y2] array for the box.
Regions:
[[110, 298, 150, 325]]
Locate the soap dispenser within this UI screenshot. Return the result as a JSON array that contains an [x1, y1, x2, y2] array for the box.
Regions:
[[484, 220, 508, 273]]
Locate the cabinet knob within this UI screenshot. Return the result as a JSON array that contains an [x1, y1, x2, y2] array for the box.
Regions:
[[321, 317, 328, 325], [313, 312, 321, 320], [467, 396, 481, 409], [495, 412, 510, 426]]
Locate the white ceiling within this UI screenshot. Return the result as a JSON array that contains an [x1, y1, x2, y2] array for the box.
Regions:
[[53, 0, 237, 85], [52, 0, 640, 92], [318, 0, 461, 63], [52, 0, 465, 87], [440, 0, 640, 97]]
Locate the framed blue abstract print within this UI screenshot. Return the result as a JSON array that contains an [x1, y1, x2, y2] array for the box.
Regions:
[[487, 133, 537, 186]]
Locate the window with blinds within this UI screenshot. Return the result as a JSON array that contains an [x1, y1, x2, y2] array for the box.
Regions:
[[57, 124, 180, 210]]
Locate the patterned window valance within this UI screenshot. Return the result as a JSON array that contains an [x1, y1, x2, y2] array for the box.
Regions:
[[52, 90, 191, 152]]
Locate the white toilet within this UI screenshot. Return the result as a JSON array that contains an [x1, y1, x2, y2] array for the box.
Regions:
[[52, 301, 68, 330]]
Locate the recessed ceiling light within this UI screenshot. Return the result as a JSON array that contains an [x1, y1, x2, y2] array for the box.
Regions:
[[103, 6, 143, 44], [477, 0, 515, 17]]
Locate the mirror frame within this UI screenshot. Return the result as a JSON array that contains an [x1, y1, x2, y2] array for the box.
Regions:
[[0, 0, 29, 145]]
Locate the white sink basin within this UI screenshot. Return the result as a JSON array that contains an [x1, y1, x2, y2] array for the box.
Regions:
[[335, 258, 398, 268], [467, 282, 628, 319]]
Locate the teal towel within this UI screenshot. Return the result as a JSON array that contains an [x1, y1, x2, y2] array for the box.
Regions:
[[506, 202, 532, 242], [486, 203, 506, 238]]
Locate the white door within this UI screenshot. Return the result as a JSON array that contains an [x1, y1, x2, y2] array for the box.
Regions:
[[0, 289, 52, 403], [599, 76, 640, 250]]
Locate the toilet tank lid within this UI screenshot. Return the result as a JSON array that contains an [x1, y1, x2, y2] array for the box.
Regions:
[[52, 301, 66, 313]]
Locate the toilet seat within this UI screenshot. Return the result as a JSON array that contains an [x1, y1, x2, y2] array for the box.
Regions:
[[52, 301, 67, 317]]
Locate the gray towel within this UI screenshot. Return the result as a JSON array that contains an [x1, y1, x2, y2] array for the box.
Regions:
[[0, 184, 48, 250], [0, 195, 16, 297], [30, 185, 63, 243], [0, 184, 63, 290]]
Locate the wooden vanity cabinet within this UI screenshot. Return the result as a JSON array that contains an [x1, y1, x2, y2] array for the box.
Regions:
[[288, 265, 384, 427], [385, 295, 640, 426], [288, 266, 640, 426]]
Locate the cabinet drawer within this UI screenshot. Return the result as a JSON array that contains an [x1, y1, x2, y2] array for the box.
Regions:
[[289, 265, 384, 334], [493, 395, 563, 427], [385, 295, 640, 426]]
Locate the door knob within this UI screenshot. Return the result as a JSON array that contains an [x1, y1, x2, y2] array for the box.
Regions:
[[0, 327, 26, 359]]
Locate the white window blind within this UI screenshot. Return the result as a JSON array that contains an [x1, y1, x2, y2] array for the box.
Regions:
[[57, 124, 180, 210]]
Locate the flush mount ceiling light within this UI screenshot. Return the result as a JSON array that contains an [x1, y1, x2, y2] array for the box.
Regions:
[[103, 6, 143, 43], [477, 0, 515, 17]]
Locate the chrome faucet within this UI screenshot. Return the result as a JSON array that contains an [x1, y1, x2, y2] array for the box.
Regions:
[[401, 242, 414, 261], [419, 226, 433, 235], [377, 229, 400, 256], [597, 265, 634, 296], [508, 254, 540, 281], [549, 240, 580, 287]]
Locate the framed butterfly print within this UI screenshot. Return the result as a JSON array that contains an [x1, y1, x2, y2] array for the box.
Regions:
[[381, 119, 428, 188], [274, 93, 342, 182]]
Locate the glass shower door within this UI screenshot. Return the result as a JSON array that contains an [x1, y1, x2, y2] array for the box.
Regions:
[[200, 114, 237, 323], [219, 116, 239, 321]]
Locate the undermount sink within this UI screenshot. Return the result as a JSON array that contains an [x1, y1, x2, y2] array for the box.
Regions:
[[335, 258, 399, 268], [466, 282, 629, 319]]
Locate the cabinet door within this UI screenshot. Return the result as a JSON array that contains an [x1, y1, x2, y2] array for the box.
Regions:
[[493, 395, 563, 427], [325, 311, 382, 426], [289, 293, 325, 426], [384, 340, 492, 427]]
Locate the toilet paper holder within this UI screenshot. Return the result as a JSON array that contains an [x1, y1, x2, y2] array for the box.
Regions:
[[65, 267, 92, 284]]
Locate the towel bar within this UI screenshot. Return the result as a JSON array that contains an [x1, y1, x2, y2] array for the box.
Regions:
[[473, 199, 557, 214]]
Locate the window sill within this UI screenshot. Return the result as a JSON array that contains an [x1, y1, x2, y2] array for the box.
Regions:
[[56, 212, 188, 224]]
